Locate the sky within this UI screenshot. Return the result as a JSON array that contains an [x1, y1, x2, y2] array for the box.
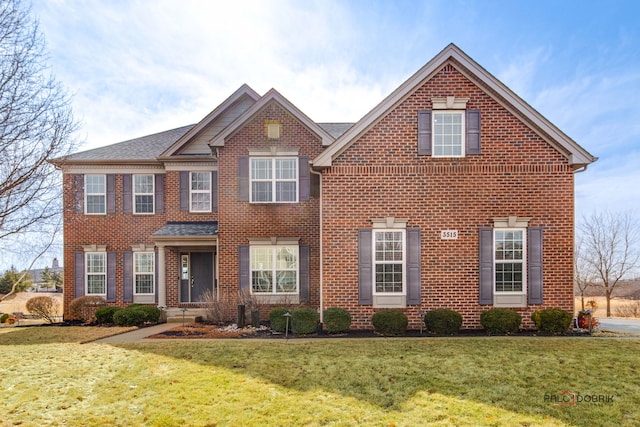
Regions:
[[18, 0, 640, 269]]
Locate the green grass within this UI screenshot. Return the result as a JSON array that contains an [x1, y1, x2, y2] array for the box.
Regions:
[[1, 327, 639, 426]]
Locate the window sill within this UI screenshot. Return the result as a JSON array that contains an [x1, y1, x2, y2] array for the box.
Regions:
[[493, 293, 527, 308], [373, 295, 406, 309], [251, 294, 300, 305]]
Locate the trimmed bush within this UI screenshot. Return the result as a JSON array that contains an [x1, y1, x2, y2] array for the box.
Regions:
[[26, 296, 58, 323], [133, 305, 161, 323], [113, 307, 147, 327], [323, 307, 352, 334], [291, 308, 319, 335], [269, 307, 291, 333], [532, 308, 572, 335], [424, 309, 463, 335], [95, 306, 122, 325], [68, 296, 107, 323], [480, 308, 522, 334], [372, 310, 408, 336], [0, 313, 9, 323]]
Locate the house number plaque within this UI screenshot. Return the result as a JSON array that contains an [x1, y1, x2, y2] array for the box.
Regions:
[[440, 230, 459, 240]]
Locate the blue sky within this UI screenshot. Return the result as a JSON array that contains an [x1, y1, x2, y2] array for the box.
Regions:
[[21, 0, 640, 268]]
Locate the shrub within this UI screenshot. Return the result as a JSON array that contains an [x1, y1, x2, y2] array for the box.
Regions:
[[0, 313, 9, 323], [372, 310, 408, 336], [113, 308, 147, 327], [132, 305, 161, 323], [424, 309, 463, 335], [480, 308, 521, 334], [531, 308, 572, 335], [269, 307, 291, 333], [323, 307, 352, 334], [95, 306, 122, 325], [202, 289, 236, 324], [68, 296, 107, 323], [291, 308, 319, 335], [25, 296, 59, 323]]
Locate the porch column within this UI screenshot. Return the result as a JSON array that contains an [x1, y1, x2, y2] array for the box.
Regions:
[[157, 244, 167, 307]]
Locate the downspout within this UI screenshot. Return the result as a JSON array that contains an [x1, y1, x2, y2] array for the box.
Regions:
[[309, 165, 324, 324]]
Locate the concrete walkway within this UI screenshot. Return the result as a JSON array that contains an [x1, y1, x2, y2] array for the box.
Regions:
[[93, 322, 177, 344]]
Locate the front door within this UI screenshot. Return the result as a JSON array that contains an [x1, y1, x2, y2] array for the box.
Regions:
[[180, 252, 214, 302]]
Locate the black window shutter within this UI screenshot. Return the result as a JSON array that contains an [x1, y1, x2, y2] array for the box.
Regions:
[[123, 251, 133, 303], [74, 251, 85, 298], [106, 252, 116, 302], [122, 174, 132, 213], [417, 110, 432, 155], [310, 172, 320, 199], [238, 156, 249, 202], [299, 245, 310, 302], [106, 174, 116, 213], [179, 171, 189, 212], [479, 228, 494, 305], [211, 171, 218, 212], [406, 228, 421, 305], [155, 174, 165, 213], [358, 229, 373, 305], [466, 110, 481, 155], [528, 227, 543, 304], [238, 245, 250, 293], [73, 174, 84, 214], [298, 156, 310, 202]]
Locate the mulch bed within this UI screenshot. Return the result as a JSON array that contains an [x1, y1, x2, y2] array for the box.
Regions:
[[145, 323, 610, 339]]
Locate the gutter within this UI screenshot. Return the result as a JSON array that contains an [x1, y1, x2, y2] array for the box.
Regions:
[[309, 165, 324, 323]]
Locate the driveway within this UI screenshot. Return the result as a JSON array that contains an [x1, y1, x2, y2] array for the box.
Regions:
[[598, 318, 640, 334]]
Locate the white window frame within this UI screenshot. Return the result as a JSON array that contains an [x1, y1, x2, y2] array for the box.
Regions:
[[133, 252, 155, 295], [493, 228, 527, 295], [189, 172, 211, 213], [85, 252, 106, 295], [433, 110, 465, 158], [85, 174, 106, 215], [133, 174, 155, 215], [250, 245, 299, 295], [372, 229, 406, 296], [250, 157, 298, 203]]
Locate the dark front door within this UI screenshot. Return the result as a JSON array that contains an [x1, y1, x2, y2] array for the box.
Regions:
[[180, 252, 214, 302]]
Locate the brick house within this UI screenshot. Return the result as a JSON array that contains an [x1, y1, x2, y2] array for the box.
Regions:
[[54, 44, 595, 329]]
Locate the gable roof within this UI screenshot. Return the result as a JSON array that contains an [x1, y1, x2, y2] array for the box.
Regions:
[[208, 88, 336, 148], [313, 43, 597, 168], [160, 84, 260, 158]]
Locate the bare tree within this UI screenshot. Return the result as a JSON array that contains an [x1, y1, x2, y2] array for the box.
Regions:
[[0, 0, 77, 278], [579, 211, 640, 317], [574, 236, 597, 311]]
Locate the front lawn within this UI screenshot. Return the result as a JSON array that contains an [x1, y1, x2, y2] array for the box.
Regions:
[[1, 327, 638, 426]]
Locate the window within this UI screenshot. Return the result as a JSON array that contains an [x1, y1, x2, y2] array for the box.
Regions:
[[134, 252, 155, 295], [250, 158, 297, 203], [86, 252, 106, 295], [190, 172, 211, 212], [374, 230, 405, 294], [85, 175, 106, 214], [433, 111, 464, 157], [250, 245, 298, 294], [494, 229, 526, 293], [134, 175, 154, 214]]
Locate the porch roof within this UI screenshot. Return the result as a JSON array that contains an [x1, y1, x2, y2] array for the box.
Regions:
[[152, 221, 218, 240]]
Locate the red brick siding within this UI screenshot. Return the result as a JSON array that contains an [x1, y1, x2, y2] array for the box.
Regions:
[[322, 64, 575, 329]]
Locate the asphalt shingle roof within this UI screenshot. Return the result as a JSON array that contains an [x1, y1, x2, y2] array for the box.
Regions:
[[152, 221, 219, 237], [318, 123, 354, 139]]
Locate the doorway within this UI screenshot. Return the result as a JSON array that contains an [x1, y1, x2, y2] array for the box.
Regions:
[[180, 252, 214, 303]]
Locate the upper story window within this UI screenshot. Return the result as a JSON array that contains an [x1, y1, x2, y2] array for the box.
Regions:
[[250, 157, 297, 203], [374, 230, 406, 294], [86, 252, 106, 295], [85, 175, 106, 214], [494, 229, 526, 294], [134, 174, 154, 214], [433, 111, 464, 157], [250, 245, 298, 294], [190, 172, 211, 212]]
